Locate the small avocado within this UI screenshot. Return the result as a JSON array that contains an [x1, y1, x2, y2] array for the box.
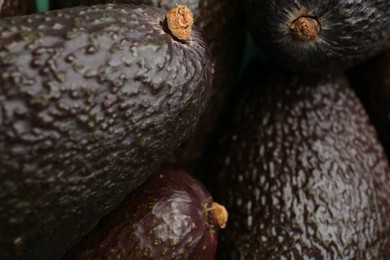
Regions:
[[0, 0, 36, 18], [50, 0, 246, 172], [245, 0, 390, 72], [348, 51, 390, 158], [63, 169, 228, 259], [0, 4, 213, 259], [208, 58, 390, 258]]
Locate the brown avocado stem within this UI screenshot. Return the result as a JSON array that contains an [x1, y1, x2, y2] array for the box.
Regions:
[[165, 5, 194, 42], [290, 16, 320, 42], [206, 202, 228, 229]]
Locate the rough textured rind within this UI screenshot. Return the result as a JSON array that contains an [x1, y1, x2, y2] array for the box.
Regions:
[[50, 0, 246, 172], [0, 0, 35, 18], [0, 4, 212, 259], [64, 169, 219, 260], [245, 0, 390, 72], [209, 59, 390, 259]]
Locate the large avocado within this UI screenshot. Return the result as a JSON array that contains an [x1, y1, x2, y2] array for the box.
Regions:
[[0, 4, 212, 259], [50, 0, 246, 172], [64, 169, 227, 259], [245, 0, 390, 72], [0, 0, 36, 18], [208, 58, 390, 258]]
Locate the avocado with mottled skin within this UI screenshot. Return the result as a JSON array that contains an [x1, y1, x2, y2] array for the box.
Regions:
[[0, 4, 213, 259], [245, 0, 390, 72], [208, 58, 390, 258], [64, 169, 227, 259], [50, 0, 246, 172], [0, 0, 35, 18]]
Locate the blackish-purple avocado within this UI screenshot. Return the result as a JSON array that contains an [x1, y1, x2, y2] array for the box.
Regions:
[[49, 0, 246, 172], [245, 0, 390, 72], [0, 4, 213, 259], [208, 58, 390, 258], [64, 169, 226, 259]]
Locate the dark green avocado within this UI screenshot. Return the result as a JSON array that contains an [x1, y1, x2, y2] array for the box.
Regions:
[[208, 58, 390, 258], [0, 4, 213, 259], [63, 169, 227, 259], [50, 0, 246, 172], [0, 0, 36, 18], [245, 0, 390, 72]]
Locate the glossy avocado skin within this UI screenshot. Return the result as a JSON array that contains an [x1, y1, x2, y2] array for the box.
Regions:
[[64, 169, 218, 259], [0, 4, 212, 259], [209, 59, 390, 258], [50, 0, 246, 172], [0, 0, 35, 18], [245, 0, 390, 72]]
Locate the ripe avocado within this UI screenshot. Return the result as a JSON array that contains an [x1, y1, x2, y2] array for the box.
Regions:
[[64, 169, 227, 259], [50, 0, 246, 172], [209, 58, 390, 258], [0, 4, 213, 259], [0, 0, 36, 18], [245, 0, 390, 72]]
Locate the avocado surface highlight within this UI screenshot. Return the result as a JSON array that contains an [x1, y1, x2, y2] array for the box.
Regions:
[[0, 4, 213, 259], [209, 58, 390, 258], [50, 0, 246, 172], [0, 0, 36, 18], [245, 0, 390, 72], [64, 169, 227, 259]]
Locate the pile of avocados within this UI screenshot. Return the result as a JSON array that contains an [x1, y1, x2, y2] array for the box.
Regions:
[[1, 0, 390, 259]]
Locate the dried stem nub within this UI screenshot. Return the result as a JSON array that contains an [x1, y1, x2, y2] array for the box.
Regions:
[[165, 5, 194, 42], [290, 16, 320, 42]]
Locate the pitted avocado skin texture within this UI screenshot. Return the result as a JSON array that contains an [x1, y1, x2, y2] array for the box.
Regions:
[[210, 59, 390, 259], [0, 4, 212, 259], [49, 0, 246, 172]]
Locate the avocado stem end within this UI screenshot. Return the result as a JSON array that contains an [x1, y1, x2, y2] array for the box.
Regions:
[[206, 202, 228, 229], [290, 16, 320, 42], [165, 5, 194, 42]]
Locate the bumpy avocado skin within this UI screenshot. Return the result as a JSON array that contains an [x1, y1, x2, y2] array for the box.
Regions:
[[50, 0, 246, 172], [64, 169, 219, 259], [209, 59, 390, 258], [245, 0, 390, 72], [0, 4, 212, 259], [0, 0, 36, 18]]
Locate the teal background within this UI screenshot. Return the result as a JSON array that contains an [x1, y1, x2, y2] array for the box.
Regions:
[[37, 0, 48, 12]]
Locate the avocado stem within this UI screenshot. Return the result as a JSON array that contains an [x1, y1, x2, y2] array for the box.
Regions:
[[165, 5, 194, 42], [207, 202, 228, 229], [290, 16, 320, 42]]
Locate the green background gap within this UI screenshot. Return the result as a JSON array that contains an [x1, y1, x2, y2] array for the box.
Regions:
[[37, 0, 48, 12]]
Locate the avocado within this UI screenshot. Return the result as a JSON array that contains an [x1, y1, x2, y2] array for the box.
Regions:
[[208, 58, 390, 258], [0, 4, 213, 259], [50, 0, 246, 172], [63, 169, 228, 259], [0, 0, 36, 18], [245, 0, 390, 72], [348, 51, 390, 158]]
